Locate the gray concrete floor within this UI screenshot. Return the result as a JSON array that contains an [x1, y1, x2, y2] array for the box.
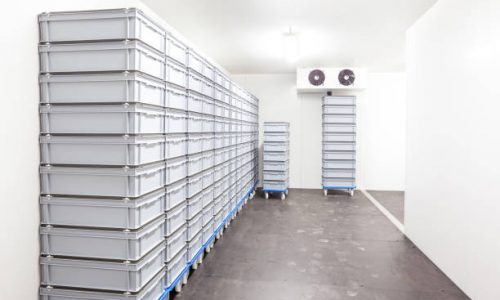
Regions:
[[367, 190, 405, 224], [174, 189, 468, 300]]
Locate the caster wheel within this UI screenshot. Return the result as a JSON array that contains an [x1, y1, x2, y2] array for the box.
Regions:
[[192, 261, 198, 270], [323, 189, 328, 196], [198, 255, 203, 265], [205, 246, 211, 254], [285, 190, 289, 196], [175, 281, 182, 293], [249, 192, 254, 199], [280, 193, 286, 201], [264, 192, 269, 200], [349, 190, 354, 197]]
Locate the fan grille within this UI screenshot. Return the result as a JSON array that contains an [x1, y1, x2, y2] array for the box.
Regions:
[[338, 69, 356, 86], [308, 69, 325, 86]]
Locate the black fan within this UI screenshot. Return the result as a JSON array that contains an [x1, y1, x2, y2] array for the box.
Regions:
[[338, 69, 356, 86], [308, 69, 325, 86]]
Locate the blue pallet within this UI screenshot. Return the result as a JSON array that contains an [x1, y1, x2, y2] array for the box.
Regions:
[[262, 188, 288, 193], [323, 185, 356, 190], [158, 181, 258, 299]]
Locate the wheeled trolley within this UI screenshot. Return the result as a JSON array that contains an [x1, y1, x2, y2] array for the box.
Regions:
[[263, 122, 289, 200]]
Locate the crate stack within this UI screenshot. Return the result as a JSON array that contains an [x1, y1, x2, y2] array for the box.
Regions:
[[262, 122, 290, 200], [322, 96, 357, 197], [38, 8, 260, 299], [38, 9, 168, 299]]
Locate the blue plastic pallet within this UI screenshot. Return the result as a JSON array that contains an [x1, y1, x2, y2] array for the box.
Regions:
[[158, 181, 258, 299]]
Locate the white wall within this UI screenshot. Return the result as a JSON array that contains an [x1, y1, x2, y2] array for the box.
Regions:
[[232, 72, 406, 190], [405, 0, 500, 299]]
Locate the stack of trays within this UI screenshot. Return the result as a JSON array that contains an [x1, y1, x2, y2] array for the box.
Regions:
[[38, 9, 169, 299], [322, 96, 357, 196], [262, 122, 289, 200]]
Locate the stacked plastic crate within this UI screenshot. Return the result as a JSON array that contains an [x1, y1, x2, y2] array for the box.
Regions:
[[38, 9, 168, 299], [322, 96, 357, 197], [262, 122, 290, 200]]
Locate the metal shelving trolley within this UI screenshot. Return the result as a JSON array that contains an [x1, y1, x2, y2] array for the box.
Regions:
[[322, 96, 356, 196], [262, 122, 290, 200], [38, 8, 259, 300]]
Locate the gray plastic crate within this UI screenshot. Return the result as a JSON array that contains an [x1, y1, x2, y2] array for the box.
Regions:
[[165, 108, 187, 134], [323, 142, 356, 151], [323, 133, 356, 142], [165, 178, 186, 211], [40, 135, 165, 166], [323, 124, 356, 133], [323, 160, 356, 169], [165, 134, 187, 159], [187, 112, 204, 133], [39, 40, 165, 80], [263, 151, 289, 162], [202, 187, 214, 207], [262, 160, 288, 172], [263, 122, 289, 132], [213, 194, 224, 216], [165, 246, 187, 287], [165, 201, 186, 236], [203, 61, 215, 81], [40, 188, 164, 229], [187, 50, 204, 74], [40, 216, 164, 260], [323, 151, 356, 160], [187, 153, 203, 176], [186, 191, 203, 219], [186, 211, 203, 242], [40, 162, 165, 197], [202, 221, 214, 244], [202, 96, 215, 115], [322, 177, 356, 188], [187, 133, 203, 154], [263, 170, 289, 181], [202, 134, 214, 152], [165, 225, 186, 263], [40, 241, 165, 292], [165, 156, 187, 186], [165, 82, 187, 110], [202, 205, 214, 227], [186, 230, 202, 262], [263, 142, 288, 152], [323, 105, 356, 115], [39, 8, 166, 53], [202, 152, 214, 170], [187, 92, 204, 113], [263, 132, 289, 143], [166, 33, 187, 65], [40, 103, 165, 135], [39, 72, 165, 106], [263, 180, 288, 191], [323, 169, 356, 178], [39, 267, 166, 300], [166, 59, 188, 88], [202, 117, 215, 133], [322, 114, 356, 124], [323, 96, 356, 106]]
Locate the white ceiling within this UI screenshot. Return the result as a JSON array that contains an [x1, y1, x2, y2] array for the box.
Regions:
[[143, 0, 437, 74]]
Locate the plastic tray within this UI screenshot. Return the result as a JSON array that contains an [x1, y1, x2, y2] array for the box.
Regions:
[[166, 33, 187, 65], [40, 216, 165, 260], [187, 112, 204, 133], [323, 142, 356, 151], [263, 132, 289, 143], [323, 133, 356, 142], [323, 151, 356, 160], [40, 188, 165, 229], [262, 180, 288, 191], [165, 226, 187, 263], [165, 246, 187, 287], [322, 169, 356, 179], [187, 133, 203, 154], [263, 122, 289, 132], [322, 114, 356, 124], [323, 96, 356, 106], [186, 230, 202, 262], [165, 82, 187, 110], [165, 133, 187, 159], [39, 267, 166, 300], [40, 162, 165, 197], [263, 151, 289, 162], [186, 191, 203, 219], [165, 108, 188, 134], [40, 241, 165, 292], [322, 160, 356, 169], [323, 124, 357, 133], [323, 105, 356, 115], [202, 221, 214, 244], [166, 58, 188, 88], [263, 170, 289, 181], [165, 156, 187, 186], [187, 153, 203, 176], [186, 212, 202, 242], [187, 92, 204, 114], [40, 103, 165, 135], [202, 187, 214, 207], [263, 142, 288, 152], [322, 177, 356, 188], [40, 135, 165, 166], [39, 8, 166, 53], [202, 205, 214, 227], [165, 178, 186, 211], [202, 152, 214, 171], [39, 72, 165, 106], [165, 201, 186, 237], [202, 134, 214, 152], [39, 40, 165, 80]]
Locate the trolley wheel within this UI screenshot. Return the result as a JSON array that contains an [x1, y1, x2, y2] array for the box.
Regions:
[[175, 281, 183, 293], [280, 192, 286, 201], [264, 192, 269, 200], [349, 189, 354, 197], [323, 189, 328, 196], [285, 190, 289, 196]]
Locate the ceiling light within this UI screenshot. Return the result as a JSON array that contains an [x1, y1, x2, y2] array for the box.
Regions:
[[283, 26, 300, 63]]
